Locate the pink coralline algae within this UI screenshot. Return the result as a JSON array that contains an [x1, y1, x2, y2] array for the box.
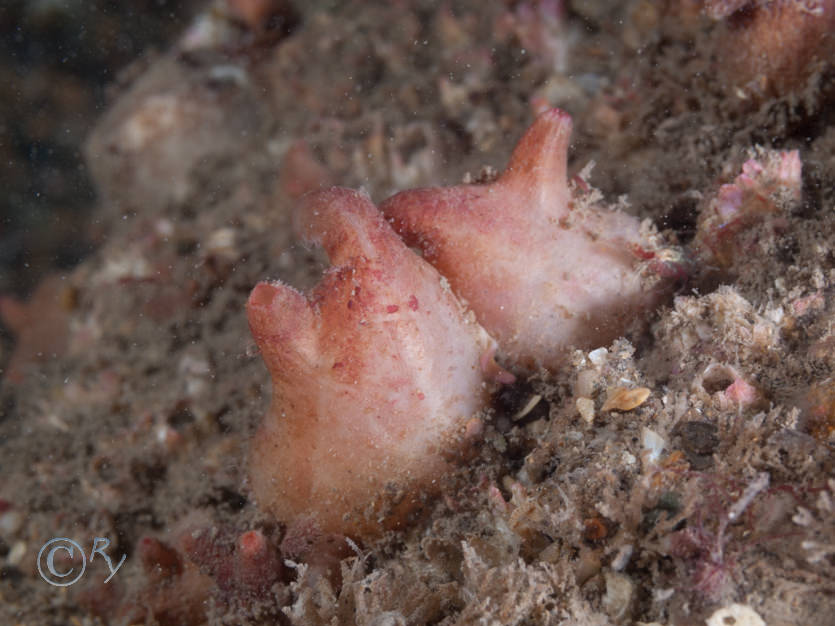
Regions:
[[693, 149, 802, 267], [247, 188, 507, 539], [381, 108, 682, 372]]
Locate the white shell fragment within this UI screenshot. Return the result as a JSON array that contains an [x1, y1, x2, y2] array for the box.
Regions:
[[513, 394, 543, 421], [641, 427, 666, 465], [706, 604, 765, 626], [602, 386, 651, 412]]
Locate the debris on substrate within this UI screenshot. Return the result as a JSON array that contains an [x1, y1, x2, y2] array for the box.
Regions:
[[0, 1, 833, 625]]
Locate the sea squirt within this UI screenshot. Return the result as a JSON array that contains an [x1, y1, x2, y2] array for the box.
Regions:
[[381, 108, 682, 372], [247, 187, 506, 540]]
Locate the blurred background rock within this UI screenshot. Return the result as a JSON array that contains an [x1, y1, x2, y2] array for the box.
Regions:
[[0, 0, 203, 296]]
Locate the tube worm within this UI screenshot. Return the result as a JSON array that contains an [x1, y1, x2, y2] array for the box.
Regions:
[[381, 108, 682, 372], [247, 188, 506, 539]]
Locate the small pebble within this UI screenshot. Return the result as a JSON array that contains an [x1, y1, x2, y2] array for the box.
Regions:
[[576, 397, 595, 423], [7, 541, 26, 567], [588, 347, 609, 367], [611, 544, 633, 571], [676, 421, 719, 469], [0, 510, 23, 536], [602, 571, 633, 621]]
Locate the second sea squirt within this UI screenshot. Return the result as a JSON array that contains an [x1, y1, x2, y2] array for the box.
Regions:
[[381, 108, 683, 372]]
